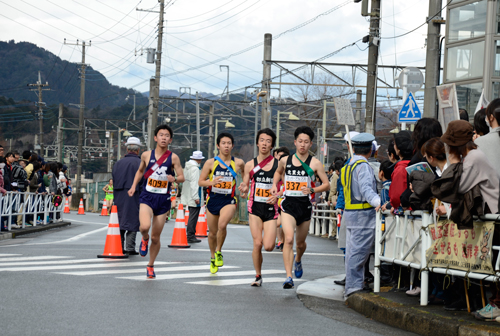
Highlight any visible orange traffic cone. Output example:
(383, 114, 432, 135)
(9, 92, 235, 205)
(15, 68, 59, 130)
(168, 205, 191, 248)
(77, 198, 85, 215)
(195, 206, 208, 238)
(184, 207, 190, 226)
(63, 198, 70, 214)
(100, 200, 108, 216)
(97, 205, 128, 259)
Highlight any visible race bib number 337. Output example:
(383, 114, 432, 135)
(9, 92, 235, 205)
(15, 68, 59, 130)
(284, 176, 308, 197)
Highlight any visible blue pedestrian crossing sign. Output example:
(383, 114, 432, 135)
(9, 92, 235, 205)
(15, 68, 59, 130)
(398, 92, 422, 123)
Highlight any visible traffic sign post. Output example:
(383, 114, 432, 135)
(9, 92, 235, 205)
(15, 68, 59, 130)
(398, 67, 424, 130)
(398, 92, 422, 123)
(333, 98, 355, 158)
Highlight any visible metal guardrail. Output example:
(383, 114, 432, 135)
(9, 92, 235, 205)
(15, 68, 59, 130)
(0, 191, 64, 231)
(310, 202, 338, 238)
(374, 210, 500, 306)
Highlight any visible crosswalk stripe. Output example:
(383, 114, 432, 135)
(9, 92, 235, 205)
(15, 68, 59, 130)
(0, 259, 177, 267)
(0, 254, 22, 257)
(0, 261, 172, 272)
(55, 265, 239, 276)
(175, 248, 344, 257)
(187, 277, 306, 286)
(0, 256, 72, 263)
(118, 269, 286, 281)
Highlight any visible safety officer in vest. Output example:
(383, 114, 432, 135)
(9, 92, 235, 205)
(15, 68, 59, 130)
(341, 133, 381, 299)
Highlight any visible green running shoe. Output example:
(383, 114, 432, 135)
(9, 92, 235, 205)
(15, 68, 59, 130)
(215, 251, 224, 267)
(210, 258, 218, 274)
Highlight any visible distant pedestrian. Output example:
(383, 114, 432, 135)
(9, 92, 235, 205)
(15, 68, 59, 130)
(112, 137, 143, 255)
(181, 150, 205, 244)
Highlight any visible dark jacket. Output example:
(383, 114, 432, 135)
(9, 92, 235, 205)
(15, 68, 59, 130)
(431, 162, 483, 229)
(3, 163, 12, 191)
(408, 170, 436, 212)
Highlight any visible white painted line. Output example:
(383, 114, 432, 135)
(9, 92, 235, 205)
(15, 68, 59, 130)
(118, 269, 286, 281)
(0, 260, 170, 272)
(66, 219, 108, 225)
(187, 277, 305, 286)
(56, 265, 238, 276)
(0, 254, 22, 257)
(169, 248, 343, 257)
(0, 256, 72, 263)
(0, 258, 168, 267)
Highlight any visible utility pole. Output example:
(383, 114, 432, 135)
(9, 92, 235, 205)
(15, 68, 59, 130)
(220, 65, 229, 100)
(147, 78, 155, 149)
(423, 0, 443, 118)
(147, 0, 165, 149)
(28, 71, 50, 154)
(364, 0, 381, 135)
(65, 39, 90, 199)
(196, 92, 201, 150)
(355, 89, 362, 132)
(261, 33, 272, 129)
(57, 103, 63, 162)
(208, 104, 214, 159)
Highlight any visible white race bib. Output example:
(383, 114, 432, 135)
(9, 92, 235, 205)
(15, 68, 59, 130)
(284, 175, 309, 197)
(254, 182, 272, 203)
(212, 176, 233, 195)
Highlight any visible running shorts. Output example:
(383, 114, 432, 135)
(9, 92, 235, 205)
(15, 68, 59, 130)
(139, 192, 171, 216)
(280, 198, 312, 225)
(249, 202, 278, 222)
(206, 196, 236, 216)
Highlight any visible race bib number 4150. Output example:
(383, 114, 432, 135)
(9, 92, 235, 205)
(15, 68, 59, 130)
(254, 183, 271, 203)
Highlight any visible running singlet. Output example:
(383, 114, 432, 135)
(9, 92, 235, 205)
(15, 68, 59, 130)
(248, 158, 278, 204)
(283, 155, 313, 201)
(143, 149, 173, 195)
(207, 157, 237, 199)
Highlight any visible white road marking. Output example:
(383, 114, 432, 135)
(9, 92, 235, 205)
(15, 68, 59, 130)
(0, 258, 163, 267)
(172, 248, 343, 257)
(0, 260, 171, 272)
(67, 219, 108, 225)
(0, 254, 22, 257)
(187, 277, 306, 286)
(0, 256, 72, 263)
(119, 269, 286, 281)
(56, 265, 238, 276)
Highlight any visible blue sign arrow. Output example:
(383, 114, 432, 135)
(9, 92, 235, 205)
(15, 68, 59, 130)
(398, 92, 422, 123)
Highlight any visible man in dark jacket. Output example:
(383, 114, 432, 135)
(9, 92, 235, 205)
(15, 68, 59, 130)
(112, 137, 143, 255)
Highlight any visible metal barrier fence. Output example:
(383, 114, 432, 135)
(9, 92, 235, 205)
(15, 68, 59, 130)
(0, 191, 64, 231)
(310, 202, 338, 237)
(374, 210, 500, 306)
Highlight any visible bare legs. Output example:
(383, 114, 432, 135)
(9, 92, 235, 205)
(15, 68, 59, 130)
(139, 203, 168, 266)
(249, 214, 277, 275)
(206, 204, 236, 259)
(281, 212, 310, 278)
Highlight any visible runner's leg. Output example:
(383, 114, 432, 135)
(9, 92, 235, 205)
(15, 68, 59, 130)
(249, 215, 264, 275)
(294, 220, 310, 263)
(206, 209, 219, 259)
(281, 212, 297, 278)
(216, 204, 236, 252)
(148, 212, 168, 266)
(263, 220, 277, 251)
(139, 204, 154, 240)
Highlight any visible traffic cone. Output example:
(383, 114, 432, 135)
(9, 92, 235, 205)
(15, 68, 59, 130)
(168, 205, 191, 248)
(97, 205, 128, 259)
(63, 198, 70, 214)
(195, 206, 208, 238)
(184, 207, 190, 226)
(100, 200, 108, 216)
(77, 198, 85, 215)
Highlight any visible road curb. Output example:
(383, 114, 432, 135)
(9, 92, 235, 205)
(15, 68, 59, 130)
(346, 292, 500, 336)
(9, 221, 72, 238)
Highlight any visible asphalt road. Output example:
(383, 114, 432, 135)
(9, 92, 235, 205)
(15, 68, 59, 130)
(0, 213, 411, 336)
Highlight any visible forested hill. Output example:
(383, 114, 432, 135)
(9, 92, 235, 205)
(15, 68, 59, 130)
(0, 40, 146, 108)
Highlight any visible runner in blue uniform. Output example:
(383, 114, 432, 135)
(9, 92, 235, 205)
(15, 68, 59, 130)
(198, 133, 245, 274)
(128, 125, 184, 278)
(271, 126, 330, 289)
(239, 128, 279, 286)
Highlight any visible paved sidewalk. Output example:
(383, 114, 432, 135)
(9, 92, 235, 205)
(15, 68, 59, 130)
(298, 274, 500, 336)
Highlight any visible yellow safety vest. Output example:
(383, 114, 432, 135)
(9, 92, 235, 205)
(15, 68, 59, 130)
(340, 159, 374, 211)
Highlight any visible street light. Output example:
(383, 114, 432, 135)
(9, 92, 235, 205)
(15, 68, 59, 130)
(276, 111, 301, 147)
(214, 118, 235, 156)
(126, 94, 136, 120)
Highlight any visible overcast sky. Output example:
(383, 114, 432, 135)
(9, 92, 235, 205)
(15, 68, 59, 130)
(0, 0, 436, 102)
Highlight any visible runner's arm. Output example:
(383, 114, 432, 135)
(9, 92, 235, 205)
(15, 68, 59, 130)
(128, 152, 148, 196)
(198, 159, 218, 187)
(271, 156, 286, 195)
(171, 153, 185, 183)
(238, 160, 253, 195)
(310, 158, 330, 193)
